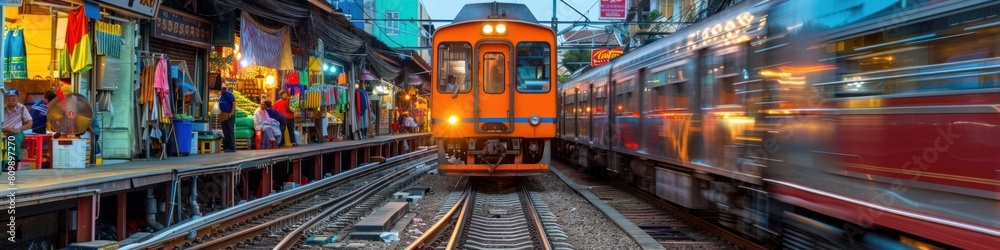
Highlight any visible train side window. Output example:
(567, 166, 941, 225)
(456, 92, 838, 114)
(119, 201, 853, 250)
(437, 43, 472, 94)
(673, 82, 689, 109)
(645, 70, 670, 111)
(483, 53, 505, 94)
(516, 42, 551, 93)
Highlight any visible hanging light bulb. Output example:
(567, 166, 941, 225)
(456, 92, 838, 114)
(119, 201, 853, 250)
(240, 59, 249, 67)
(323, 64, 330, 71)
(265, 75, 276, 88)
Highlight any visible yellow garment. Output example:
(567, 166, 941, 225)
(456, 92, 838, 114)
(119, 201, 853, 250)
(71, 35, 92, 73)
(279, 32, 293, 70)
(308, 56, 321, 72)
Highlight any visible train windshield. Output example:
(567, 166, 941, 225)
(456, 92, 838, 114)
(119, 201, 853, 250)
(437, 43, 472, 94)
(516, 42, 551, 92)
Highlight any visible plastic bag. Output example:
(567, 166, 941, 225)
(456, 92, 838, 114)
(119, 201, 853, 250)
(212, 102, 222, 115)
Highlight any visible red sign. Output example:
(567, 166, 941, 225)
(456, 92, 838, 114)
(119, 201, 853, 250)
(591, 48, 623, 67)
(600, 0, 628, 20)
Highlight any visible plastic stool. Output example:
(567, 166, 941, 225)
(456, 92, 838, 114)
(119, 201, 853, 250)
(199, 139, 220, 154)
(255, 131, 279, 149)
(22, 134, 52, 169)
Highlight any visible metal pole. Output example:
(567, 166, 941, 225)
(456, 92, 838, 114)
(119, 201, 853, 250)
(1, 6, 5, 131)
(552, 0, 558, 32)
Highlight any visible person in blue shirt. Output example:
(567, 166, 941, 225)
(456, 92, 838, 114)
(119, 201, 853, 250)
(29, 91, 56, 134)
(219, 87, 236, 152)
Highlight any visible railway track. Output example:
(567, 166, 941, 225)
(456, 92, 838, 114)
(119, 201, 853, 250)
(120, 149, 436, 250)
(552, 162, 765, 250)
(408, 180, 570, 250)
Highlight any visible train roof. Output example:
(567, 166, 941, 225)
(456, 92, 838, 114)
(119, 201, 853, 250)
(560, 0, 776, 91)
(453, 2, 538, 23)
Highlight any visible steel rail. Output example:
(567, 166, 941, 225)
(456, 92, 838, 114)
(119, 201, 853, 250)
(273, 156, 435, 249)
(522, 186, 553, 250)
(405, 185, 472, 250)
(445, 189, 475, 249)
(192, 170, 405, 249)
(124, 148, 435, 250)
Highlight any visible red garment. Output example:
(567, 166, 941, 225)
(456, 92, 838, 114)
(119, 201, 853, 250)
(285, 71, 299, 85)
(273, 99, 294, 118)
(66, 7, 88, 55)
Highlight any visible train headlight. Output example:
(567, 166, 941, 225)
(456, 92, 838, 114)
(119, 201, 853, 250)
(496, 24, 507, 34)
(482, 24, 494, 35)
(448, 115, 459, 125)
(529, 114, 541, 126)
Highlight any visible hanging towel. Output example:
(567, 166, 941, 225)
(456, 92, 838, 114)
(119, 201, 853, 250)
(67, 7, 93, 73)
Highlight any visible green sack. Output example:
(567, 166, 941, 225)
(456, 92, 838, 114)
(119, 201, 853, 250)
(235, 117, 254, 128)
(234, 129, 254, 139)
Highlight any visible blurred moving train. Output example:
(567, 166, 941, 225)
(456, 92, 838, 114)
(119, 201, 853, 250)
(431, 3, 557, 176)
(558, 0, 1000, 248)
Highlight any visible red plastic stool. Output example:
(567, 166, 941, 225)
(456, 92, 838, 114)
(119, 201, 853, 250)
(254, 130, 278, 149)
(22, 134, 52, 169)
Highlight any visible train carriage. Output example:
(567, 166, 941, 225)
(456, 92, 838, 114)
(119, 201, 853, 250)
(432, 3, 557, 176)
(557, 0, 1000, 249)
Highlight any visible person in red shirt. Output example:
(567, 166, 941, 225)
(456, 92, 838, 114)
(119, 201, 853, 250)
(272, 91, 297, 145)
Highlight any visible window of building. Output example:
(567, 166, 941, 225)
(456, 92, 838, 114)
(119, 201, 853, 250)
(516, 42, 551, 92)
(437, 43, 472, 93)
(386, 11, 399, 35)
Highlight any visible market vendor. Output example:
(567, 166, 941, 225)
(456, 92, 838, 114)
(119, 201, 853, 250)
(2, 89, 32, 171)
(272, 92, 297, 145)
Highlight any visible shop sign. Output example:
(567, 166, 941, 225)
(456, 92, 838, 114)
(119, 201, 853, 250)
(600, 0, 627, 20)
(0, 0, 21, 7)
(154, 7, 213, 49)
(591, 48, 623, 67)
(97, 0, 158, 17)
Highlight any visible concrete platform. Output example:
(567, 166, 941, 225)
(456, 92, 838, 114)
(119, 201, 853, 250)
(5, 133, 430, 204)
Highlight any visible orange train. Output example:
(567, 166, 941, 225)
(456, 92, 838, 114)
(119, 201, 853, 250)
(430, 2, 556, 176)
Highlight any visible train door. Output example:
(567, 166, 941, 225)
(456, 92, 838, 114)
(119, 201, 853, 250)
(474, 43, 513, 133)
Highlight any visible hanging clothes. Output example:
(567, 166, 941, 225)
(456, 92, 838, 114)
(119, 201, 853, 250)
(155, 56, 172, 118)
(67, 7, 93, 73)
(4, 27, 27, 79)
(300, 70, 309, 86)
(95, 21, 122, 58)
(240, 12, 292, 70)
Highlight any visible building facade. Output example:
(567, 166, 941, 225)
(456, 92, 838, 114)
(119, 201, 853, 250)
(328, 0, 368, 31)
(372, 0, 431, 59)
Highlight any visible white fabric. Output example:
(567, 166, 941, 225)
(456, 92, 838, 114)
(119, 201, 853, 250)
(253, 107, 281, 138)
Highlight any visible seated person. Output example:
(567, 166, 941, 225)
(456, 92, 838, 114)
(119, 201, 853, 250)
(445, 75, 458, 92)
(265, 105, 288, 146)
(29, 91, 56, 134)
(254, 101, 282, 147)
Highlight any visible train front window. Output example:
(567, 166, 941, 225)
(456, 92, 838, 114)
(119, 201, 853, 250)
(516, 42, 551, 92)
(437, 43, 472, 94)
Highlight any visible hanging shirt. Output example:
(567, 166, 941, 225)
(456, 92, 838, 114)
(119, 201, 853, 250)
(5, 28, 27, 79)
(67, 7, 92, 73)
(285, 71, 299, 85)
